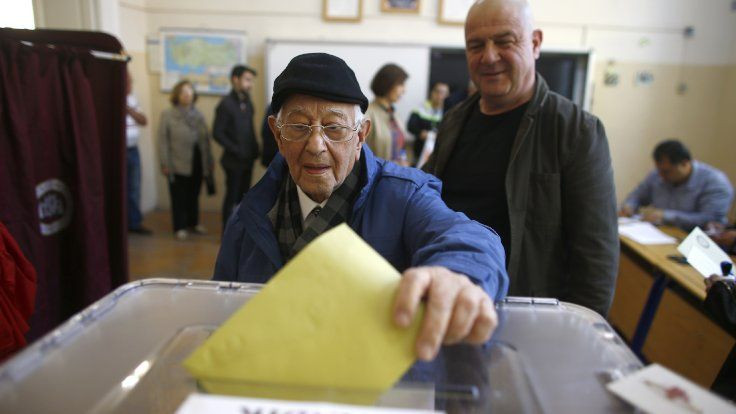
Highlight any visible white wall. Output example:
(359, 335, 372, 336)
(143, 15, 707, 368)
(37, 0, 736, 211)
(119, 1, 158, 212)
(136, 0, 736, 64)
(34, 0, 98, 30)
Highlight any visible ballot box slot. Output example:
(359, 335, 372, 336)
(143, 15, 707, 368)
(502, 296, 560, 307)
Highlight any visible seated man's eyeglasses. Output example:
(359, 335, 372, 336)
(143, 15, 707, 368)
(276, 122, 361, 143)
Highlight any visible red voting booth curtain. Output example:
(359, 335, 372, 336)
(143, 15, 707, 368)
(0, 29, 128, 341)
(0, 221, 37, 361)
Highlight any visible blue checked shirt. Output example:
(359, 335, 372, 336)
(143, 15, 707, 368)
(623, 160, 734, 230)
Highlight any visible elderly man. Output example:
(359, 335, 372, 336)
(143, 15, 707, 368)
(214, 53, 508, 361)
(620, 139, 733, 230)
(424, 0, 618, 316)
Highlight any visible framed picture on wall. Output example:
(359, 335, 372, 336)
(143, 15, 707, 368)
(323, 0, 363, 22)
(437, 0, 474, 25)
(381, 0, 420, 13)
(159, 28, 247, 95)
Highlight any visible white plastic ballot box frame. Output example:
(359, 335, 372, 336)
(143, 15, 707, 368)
(0, 279, 642, 413)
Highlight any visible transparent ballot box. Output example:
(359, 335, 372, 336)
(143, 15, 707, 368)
(0, 279, 642, 413)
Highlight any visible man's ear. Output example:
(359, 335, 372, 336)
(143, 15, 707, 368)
(355, 118, 370, 155)
(532, 29, 543, 59)
(358, 118, 371, 144)
(268, 115, 284, 152)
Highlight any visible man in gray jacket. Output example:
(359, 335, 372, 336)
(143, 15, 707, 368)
(424, 0, 618, 316)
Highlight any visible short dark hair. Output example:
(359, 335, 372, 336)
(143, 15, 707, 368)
(653, 139, 691, 164)
(231, 64, 257, 80)
(370, 64, 408, 97)
(169, 80, 198, 106)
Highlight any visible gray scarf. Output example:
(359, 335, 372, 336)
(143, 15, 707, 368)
(269, 160, 362, 263)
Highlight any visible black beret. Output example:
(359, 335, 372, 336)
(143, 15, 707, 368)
(271, 53, 369, 115)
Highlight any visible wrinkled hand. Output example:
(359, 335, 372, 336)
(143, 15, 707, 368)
(705, 274, 730, 292)
(640, 207, 664, 224)
(393, 266, 497, 361)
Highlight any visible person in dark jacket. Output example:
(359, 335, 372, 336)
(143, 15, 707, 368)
(423, 0, 619, 316)
(214, 53, 508, 362)
(704, 273, 736, 399)
(213, 65, 260, 230)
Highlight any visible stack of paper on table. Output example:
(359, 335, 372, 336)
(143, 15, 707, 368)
(618, 219, 677, 245)
(184, 223, 423, 401)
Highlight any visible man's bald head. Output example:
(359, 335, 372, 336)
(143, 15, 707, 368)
(464, 0, 542, 114)
(467, 0, 534, 35)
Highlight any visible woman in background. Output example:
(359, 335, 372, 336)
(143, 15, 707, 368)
(365, 64, 410, 166)
(158, 80, 214, 240)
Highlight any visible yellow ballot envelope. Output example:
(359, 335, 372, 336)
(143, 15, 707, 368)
(183, 223, 423, 400)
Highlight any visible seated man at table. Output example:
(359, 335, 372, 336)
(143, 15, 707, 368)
(620, 139, 733, 230)
(213, 53, 508, 362)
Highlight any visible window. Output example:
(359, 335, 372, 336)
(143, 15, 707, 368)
(0, 0, 35, 29)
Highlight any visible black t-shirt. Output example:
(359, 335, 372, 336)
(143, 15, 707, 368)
(441, 103, 528, 262)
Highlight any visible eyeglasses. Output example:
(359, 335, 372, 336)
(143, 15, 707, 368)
(275, 122, 360, 143)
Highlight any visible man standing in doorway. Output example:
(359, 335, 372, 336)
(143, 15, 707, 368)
(213, 65, 260, 230)
(424, 0, 619, 316)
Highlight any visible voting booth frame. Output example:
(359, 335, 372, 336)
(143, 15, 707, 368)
(0, 279, 642, 413)
(0, 28, 129, 342)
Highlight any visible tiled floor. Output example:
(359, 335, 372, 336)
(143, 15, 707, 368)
(127, 210, 223, 281)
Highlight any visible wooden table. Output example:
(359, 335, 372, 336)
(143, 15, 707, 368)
(609, 226, 735, 387)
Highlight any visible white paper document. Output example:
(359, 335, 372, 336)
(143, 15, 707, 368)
(176, 394, 442, 414)
(607, 364, 736, 414)
(677, 227, 733, 278)
(618, 221, 677, 245)
(686, 247, 723, 278)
